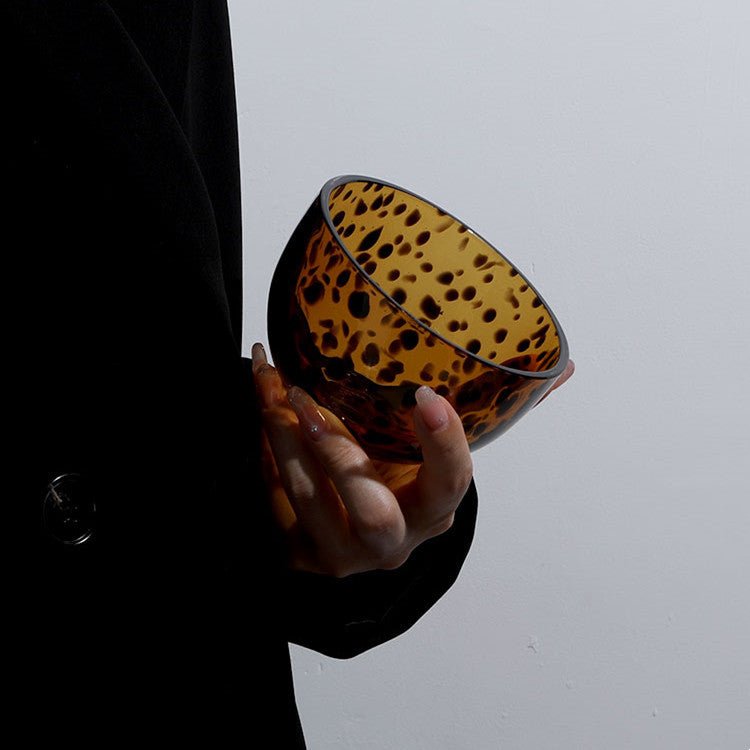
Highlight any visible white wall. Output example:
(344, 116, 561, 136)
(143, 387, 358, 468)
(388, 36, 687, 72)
(229, 1, 750, 747)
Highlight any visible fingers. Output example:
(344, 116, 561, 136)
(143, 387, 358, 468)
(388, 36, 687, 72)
(251, 344, 348, 549)
(286, 385, 408, 557)
(409, 386, 474, 534)
(251, 343, 407, 569)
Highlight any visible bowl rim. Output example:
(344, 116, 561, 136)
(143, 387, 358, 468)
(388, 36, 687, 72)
(319, 174, 569, 380)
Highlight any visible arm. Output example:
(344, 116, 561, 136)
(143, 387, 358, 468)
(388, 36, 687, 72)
(249, 342, 478, 658)
(282, 477, 477, 658)
(248, 345, 572, 659)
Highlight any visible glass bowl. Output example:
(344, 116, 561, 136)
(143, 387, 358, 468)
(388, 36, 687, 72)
(268, 175, 569, 463)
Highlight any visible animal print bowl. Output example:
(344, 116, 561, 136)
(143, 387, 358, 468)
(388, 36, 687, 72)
(267, 175, 569, 463)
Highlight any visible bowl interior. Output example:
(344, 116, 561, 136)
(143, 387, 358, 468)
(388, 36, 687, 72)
(326, 179, 563, 375)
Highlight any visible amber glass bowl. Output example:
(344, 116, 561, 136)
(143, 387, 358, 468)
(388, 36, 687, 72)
(268, 175, 569, 463)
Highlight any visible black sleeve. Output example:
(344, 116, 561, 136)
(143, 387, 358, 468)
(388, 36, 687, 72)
(239, 356, 480, 659)
(281, 476, 479, 659)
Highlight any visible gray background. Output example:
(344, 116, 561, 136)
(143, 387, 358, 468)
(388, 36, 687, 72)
(229, 1, 750, 747)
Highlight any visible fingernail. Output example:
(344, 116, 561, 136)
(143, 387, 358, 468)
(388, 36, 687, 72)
(415, 386, 449, 431)
(251, 342, 267, 371)
(287, 386, 328, 441)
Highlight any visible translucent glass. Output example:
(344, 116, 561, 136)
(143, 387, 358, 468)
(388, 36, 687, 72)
(269, 176, 569, 463)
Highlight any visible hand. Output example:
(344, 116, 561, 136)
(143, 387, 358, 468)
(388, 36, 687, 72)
(251, 342, 574, 577)
(251, 342, 473, 577)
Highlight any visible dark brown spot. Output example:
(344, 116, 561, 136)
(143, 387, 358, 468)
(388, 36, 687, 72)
(462, 286, 477, 301)
(377, 243, 394, 259)
(405, 208, 421, 226)
(320, 318, 334, 328)
(420, 295, 442, 320)
(448, 321, 460, 332)
(362, 343, 380, 366)
(336, 270, 351, 287)
(394, 234, 403, 244)
(495, 328, 508, 343)
(474, 254, 488, 267)
(378, 368, 396, 383)
(517, 339, 530, 352)
(392, 288, 407, 305)
(397, 242, 412, 256)
(364, 261, 377, 275)
(388, 269, 400, 281)
(509, 268, 519, 277)
(356, 252, 371, 263)
(393, 203, 407, 215)
(371, 195, 383, 210)
(343, 224, 355, 237)
(322, 332, 338, 351)
(532, 296, 542, 308)
(437, 272, 454, 285)
(466, 339, 481, 354)
(348, 291, 370, 319)
(438, 370, 450, 382)
(505, 289, 520, 308)
(483, 274, 494, 283)
(399, 330, 419, 350)
(483, 308, 497, 322)
(358, 227, 383, 252)
(332, 211, 346, 226)
(342, 321, 350, 337)
(416, 231, 431, 246)
(445, 289, 459, 301)
(420, 262, 433, 272)
(332, 288, 340, 303)
(302, 280, 324, 305)
(354, 199, 367, 215)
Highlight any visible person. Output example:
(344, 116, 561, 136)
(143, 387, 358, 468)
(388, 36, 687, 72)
(15, 1, 573, 745)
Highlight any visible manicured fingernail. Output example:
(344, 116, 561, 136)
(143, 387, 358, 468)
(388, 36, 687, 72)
(287, 386, 328, 441)
(251, 342, 267, 371)
(415, 386, 449, 431)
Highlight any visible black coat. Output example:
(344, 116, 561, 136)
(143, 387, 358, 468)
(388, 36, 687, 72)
(14, 1, 478, 745)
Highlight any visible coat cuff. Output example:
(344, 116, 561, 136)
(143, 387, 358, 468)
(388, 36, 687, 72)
(281, 476, 479, 658)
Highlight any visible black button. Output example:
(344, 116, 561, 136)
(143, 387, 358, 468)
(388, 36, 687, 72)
(42, 473, 96, 545)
